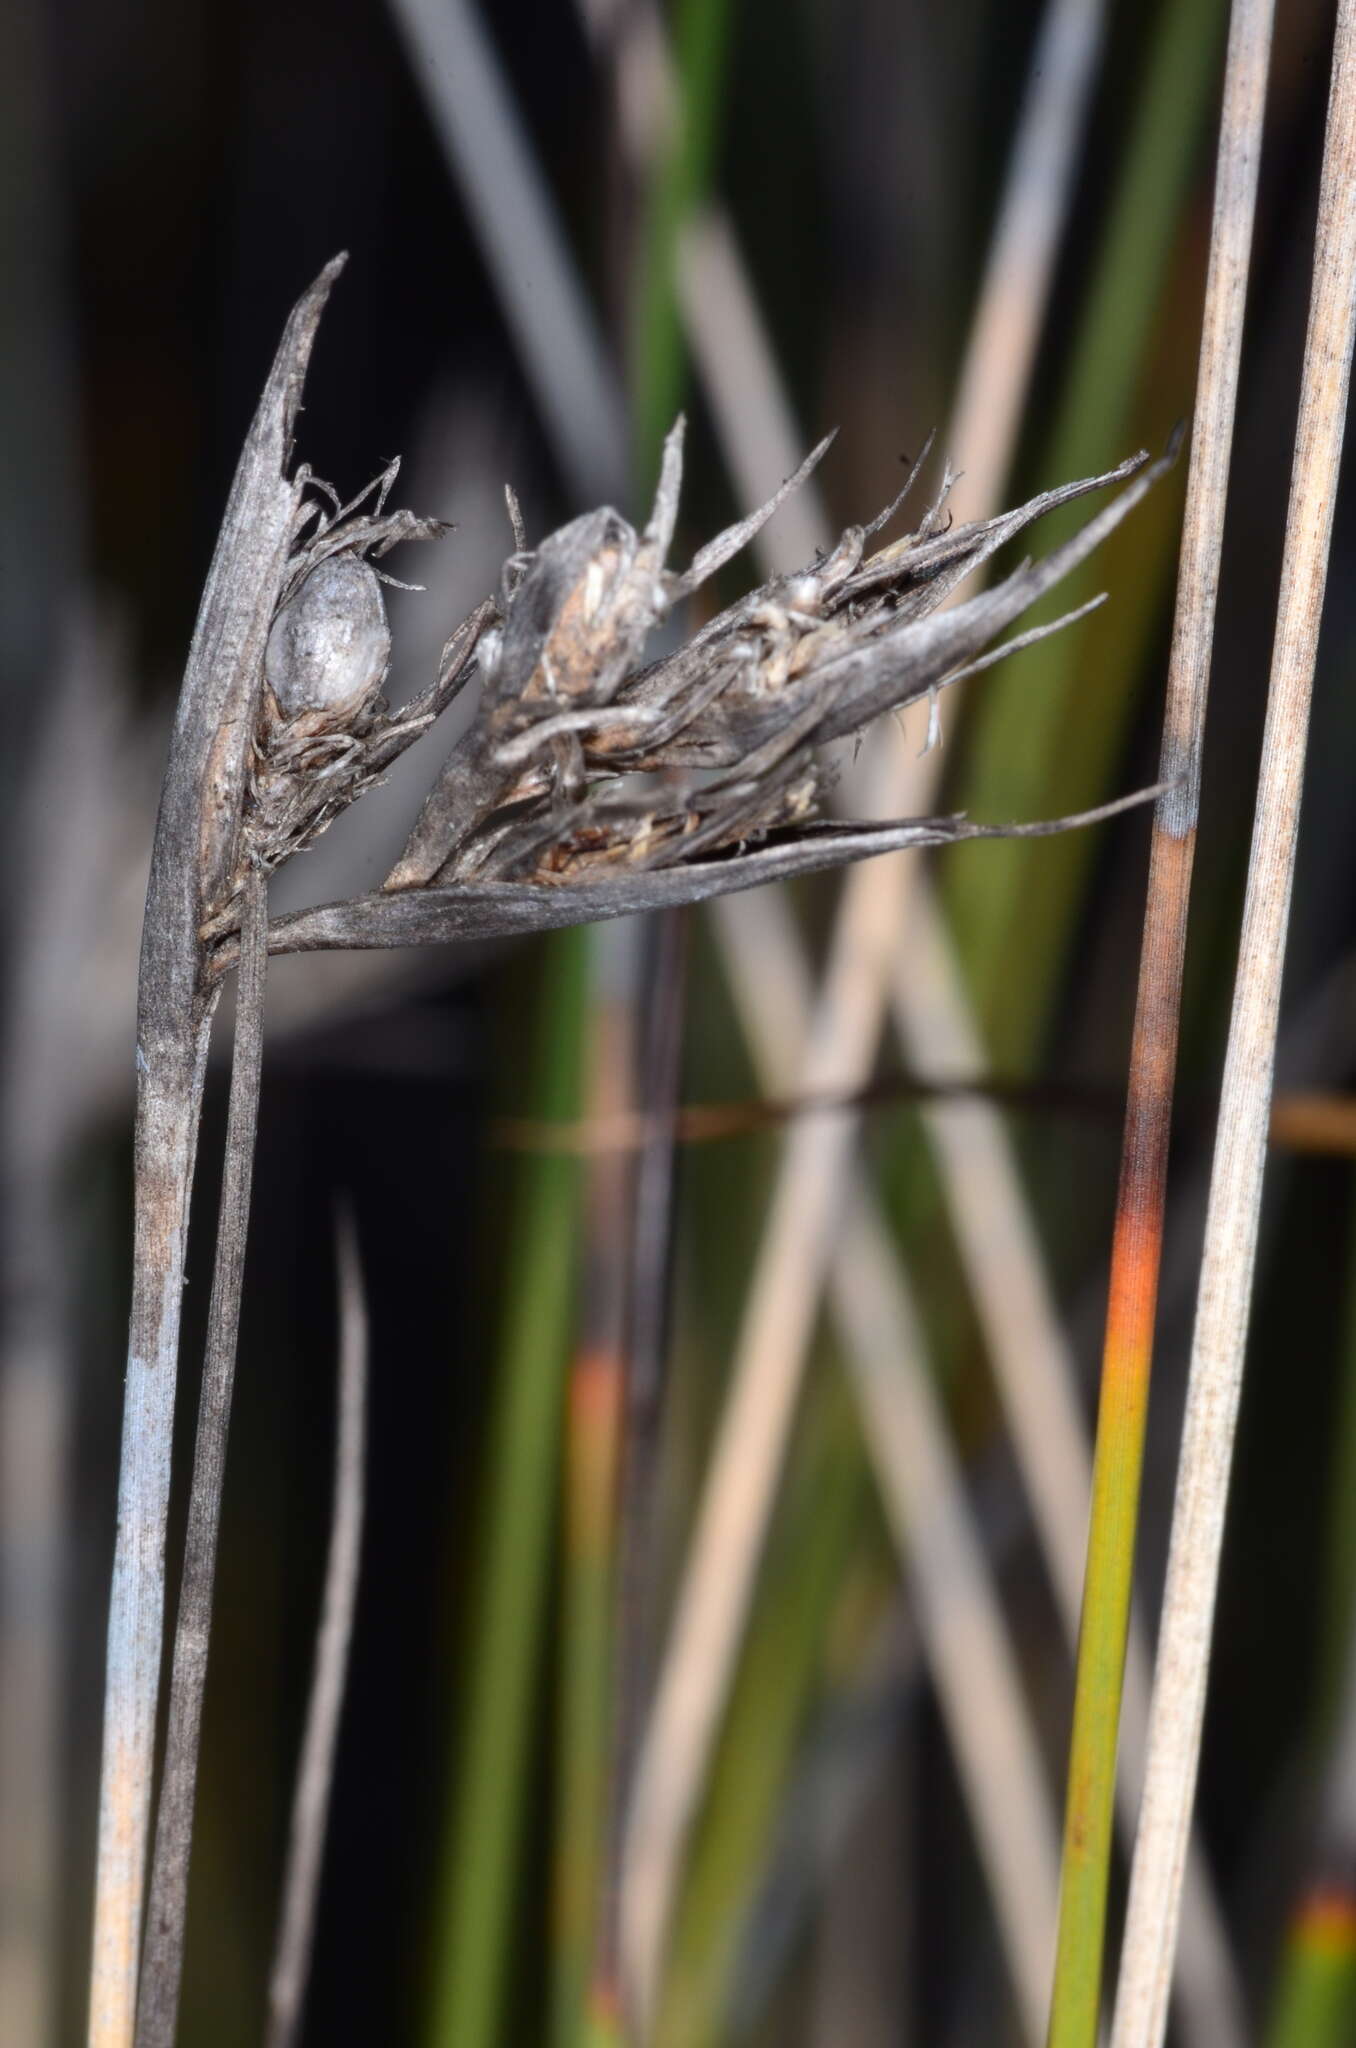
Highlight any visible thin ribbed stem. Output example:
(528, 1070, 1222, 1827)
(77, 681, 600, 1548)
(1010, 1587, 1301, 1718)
(1111, 8, 1356, 2041)
(1045, 5, 1275, 2042)
(265, 1208, 368, 2048)
(135, 872, 268, 2048)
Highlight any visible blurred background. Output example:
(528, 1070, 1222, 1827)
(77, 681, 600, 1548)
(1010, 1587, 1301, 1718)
(3, 0, 1356, 2042)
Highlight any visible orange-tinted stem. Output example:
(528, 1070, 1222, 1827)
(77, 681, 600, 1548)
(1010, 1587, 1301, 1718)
(1046, 4, 1275, 2041)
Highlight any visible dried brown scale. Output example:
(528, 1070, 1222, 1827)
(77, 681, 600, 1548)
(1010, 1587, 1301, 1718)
(384, 422, 841, 886)
(574, 452, 1149, 792)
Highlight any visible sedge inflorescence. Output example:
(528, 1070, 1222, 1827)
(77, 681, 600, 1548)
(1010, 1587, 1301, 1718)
(202, 414, 1167, 956)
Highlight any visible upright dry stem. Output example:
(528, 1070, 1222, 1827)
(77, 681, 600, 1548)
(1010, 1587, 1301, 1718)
(1111, 7, 1356, 2042)
(136, 872, 268, 2048)
(385, 0, 627, 504)
(618, 740, 936, 2027)
(265, 1207, 369, 2048)
(89, 262, 341, 2048)
(1047, 4, 1275, 2042)
(551, 922, 638, 2047)
(88, 1010, 214, 2048)
(593, 911, 687, 2024)
(715, 885, 1062, 2045)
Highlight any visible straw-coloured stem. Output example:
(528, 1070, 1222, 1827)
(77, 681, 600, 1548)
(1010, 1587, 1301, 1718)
(1111, 7, 1356, 2042)
(265, 1207, 368, 2048)
(946, 0, 1230, 1062)
(1046, 4, 1275, 2042)
(714, 885, 1062, 2043)
(386, 0, 627, 504)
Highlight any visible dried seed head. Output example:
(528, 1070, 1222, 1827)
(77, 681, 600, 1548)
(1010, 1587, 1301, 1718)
(380, 427, 1169, 894)
(265, 554, 391, 717)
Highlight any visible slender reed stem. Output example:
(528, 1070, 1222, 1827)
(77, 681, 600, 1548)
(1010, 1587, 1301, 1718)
(592, 911, 687, 2027)
(712, 884, 1061, 2043)
(88, 1008, 214, 2048)
(619, 739, 912, 2031)
(949, 0, 1230, 1064)
(385, 0, 626, 505)
(945, 0, 1107, 515)
(551, 924, 639, 2048)
(1111, 8, 1356, 2042)
(88, 264, 338, 2048)
(1045, 6, 1275, 2044)
(265, 1206, 369, 2048)
(629, 0, 733, 486)
(657, 1376, 872, 2046)
(426, 930, 586, 2048)
(135, 870, 268, 2048)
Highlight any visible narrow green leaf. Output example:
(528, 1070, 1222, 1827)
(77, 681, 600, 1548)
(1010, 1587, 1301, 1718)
(426, 930, 588, 2048)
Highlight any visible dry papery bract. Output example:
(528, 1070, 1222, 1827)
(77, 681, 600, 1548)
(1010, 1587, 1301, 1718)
(204, 413, 1175, 970)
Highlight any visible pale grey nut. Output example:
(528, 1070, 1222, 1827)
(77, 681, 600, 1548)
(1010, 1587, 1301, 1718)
(266, 553, 391, 716)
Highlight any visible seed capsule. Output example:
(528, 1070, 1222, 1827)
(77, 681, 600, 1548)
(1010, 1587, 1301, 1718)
(265, 553, 391, 717)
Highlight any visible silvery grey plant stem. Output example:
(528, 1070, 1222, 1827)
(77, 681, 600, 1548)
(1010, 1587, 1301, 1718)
(1047, 0, 1273, 2037)
(135, 872, 267, 2048)
(265, 1207, 368, 2048)
(89, 262, 344, 2048)
(1111, 5, 1356, 2043)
